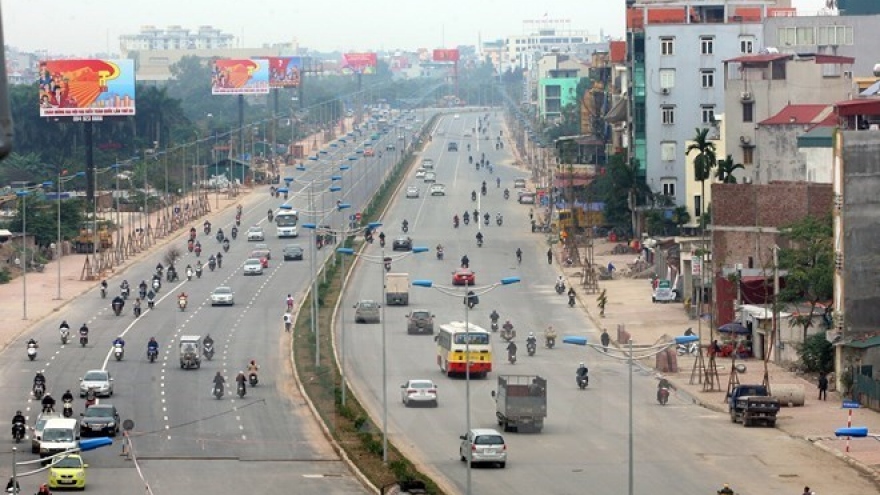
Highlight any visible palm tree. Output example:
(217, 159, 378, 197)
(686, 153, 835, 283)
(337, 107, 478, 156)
(607, 155, 652, 237)
(715, 154, 745, 184)
(686, 128, 717, 230)
(672, 206, 691, 234)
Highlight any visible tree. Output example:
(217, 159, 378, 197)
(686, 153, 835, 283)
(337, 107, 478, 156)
(597, 153, 652, 236)
(686, 128, 717, 231)
(5, 197, 85, 247)
(672, 206, 691, 233)
(715, 154, 744, 184)
(797, 332, 834, 373)
(778, 214, 834, 342)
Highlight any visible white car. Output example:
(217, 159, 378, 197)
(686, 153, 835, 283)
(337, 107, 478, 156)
(79, 370, 113, 397)
(401, 379, 438, 407)
(454, 114, 460, 119)
(243, 258, 263, 275)
(429, 184, 446, 196)
(415, 168, 427, 179)
(406, 186, 420, 198)
(421, 159, 434, 170)
(210, 286, 234, 306)
(247, 226, 265, 241)
(460, 428, 507, 468)
(423, 172, 436, 183)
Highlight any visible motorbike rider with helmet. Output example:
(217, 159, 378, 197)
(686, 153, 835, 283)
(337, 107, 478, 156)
(34, 370, 46, 389)
(61, 390, 74, 404)
(526, 332, 537, 348)
(236, 371, 247, 395)
(12, 410, 25, 428)
(113, 336, 126, 348)
(476, 231, 484, 246)
(247, 360, 260, 380)
(576, 362, 589, 384)
(41, 392, 56, 413)
(147, 337, 159, 357)
(213, 372, 225, 395)
(79, 323, 89, 339)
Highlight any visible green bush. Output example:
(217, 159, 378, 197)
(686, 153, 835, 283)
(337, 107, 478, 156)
(797, 332, 833, 373)
(0, 267, 11, 284)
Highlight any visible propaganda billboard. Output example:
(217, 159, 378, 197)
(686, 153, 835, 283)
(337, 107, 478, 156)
(38, 59, 136, 118)
(211, 59, 270, 95)
(340, 53, 377, 75)
(265, 56, 303, 88)
(432, 49, 460, 62)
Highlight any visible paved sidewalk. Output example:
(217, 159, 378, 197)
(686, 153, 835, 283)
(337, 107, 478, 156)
(554, 238, 880, 486)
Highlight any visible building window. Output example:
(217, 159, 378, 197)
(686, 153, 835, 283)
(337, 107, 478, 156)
(662, 181, 676, 198)
(659, 68, 676, 89)
(700, 36, 714, 55)
(739, 36, 755, 54)
(661, 141, 677, 161)
(743, 146, 754, 165)
(700, 69, 715, 88)
(660, 37, 675, 56)
(661, 106, 675, 125)
(701, 105, 716, 124)
(817, 25, 853, 46)
(797, 27, 816, 45)
(742, 102, 754, 123)
(694, 195, 703, 218)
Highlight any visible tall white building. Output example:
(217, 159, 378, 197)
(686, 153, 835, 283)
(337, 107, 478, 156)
(120, 25, 235, 53)
(505, 19, 600, 70)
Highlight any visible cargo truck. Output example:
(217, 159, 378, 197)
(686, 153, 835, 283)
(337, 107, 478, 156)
(385, 273, 410, 305)
(491, 375, 547, 433)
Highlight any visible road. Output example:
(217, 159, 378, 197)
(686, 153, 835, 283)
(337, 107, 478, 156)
(0, 110, 433, 494)
(339, 111, 878, 495)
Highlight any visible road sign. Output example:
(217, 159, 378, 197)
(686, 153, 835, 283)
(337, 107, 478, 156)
(842, 400, 861, 409)
(356, 212, 362, 220)
(349, 214, 355, 221)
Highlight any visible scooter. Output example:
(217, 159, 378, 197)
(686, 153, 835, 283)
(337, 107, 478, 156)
(33, 383, 45, 400)
(27, 344, 37, 361)
(147, 296, 155, 310)
(249, 373, 259, 387)
(152, 279, 161, 292)
(112, 302, 124, 316)
(12, 421, 25, 443)
(436, 249, 444, 260)
(490, 321, 498, 332)
(402, 224, 409, 233)
(568, 294, 576, 307)
(195, 267, 203, 279)
(657, 387, 670, 405)
(496, 216, 503, 226)
(231, 228, 238, 239)
(237, 381, 247, 398)
(79, 334, 88, 347)
(178, 297, 187, 312)
(526, 340, 537, 356)
(147, 347, 158, 363)
(577, 373, 589, 389)
(508, 350, 517, 365)
(213, 383, 224, 399)
(222, 241, 230, 253)
(203, 343, 215, 361)
(60, 329, 69, 345)
(208, 260, 216, 271)
(187, 268, 193, 281)
(121, 287, 130, 300)
(555, 282, 565, 295)
(545, 335, 556, 349)
(62, 399, 73, 418)
(114, 343, 124, 361)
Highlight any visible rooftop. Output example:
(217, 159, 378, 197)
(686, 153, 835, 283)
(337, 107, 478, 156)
(759, 104, 836, 127)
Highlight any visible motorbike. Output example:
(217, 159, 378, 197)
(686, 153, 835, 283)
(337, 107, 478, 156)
(112, 301, 124, 316)
(379, 237, 385, 248)
(237, 381, 247, 398)
(33, 383, 45, 400)
(471, 191, 477, 202)
(12, 421, 25, 443)
(114, 344, 124, 361)
(504, 190, 509, 200)
(178, 297, 187, 312)
(577, 373, 589, 389)
(195, 267, 203, 279)
(453, 218, 459, 228)
(100, 286, 106, 298)
(79, 334, 88, 347)
(139, 288, 147, 300)
(187, 268, 194, 281)
(188, 240, 194, 253)
(231, 228, 238, 240)
(133, 305, 141, 318)
(384, 258, 392, 272)
(463, 216, 470, 225)
(508, 349, 517, 365)
(500, 326, 516, 342)
(545, 335, 556, 349)
(216, 231, 224, 243)
(555, 282, 565, 295)
(152, 279, 161, 292)
(677, 342, 698, 356)
(60, 329, 69, 345)
(483, 215, 490, 226)
(568, 294, 576, 307)
(436, 249, 444, 260)
(208, 260, 216, 271)
(526, 339, 537, 356)
(62, 399, 73, 418)
(222, 240, 230, 253)
(147, 296, 155, 310)
(147, 347, 158, 363)
(249, 373, 259, 387)
(490, 321, 498, 332)
(657, 387, 670, 405)
(121, 286, 130, 299)
(195, 246, 202, 257)
(477, 237, 483, 248)
(402, 223, 409, 233)
(204, 224, 211, 235)
(268, 211, 274, 222)
(204, 343, 215, 361)
(27, 344, 37, 361)
(167, 269, 179, 282)
(496, 215, 503, 226)
(213, 383, 224, 399)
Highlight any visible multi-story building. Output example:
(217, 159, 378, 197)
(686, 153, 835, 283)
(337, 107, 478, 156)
(753, 103, 837, 183)
(504, 19, 600, 70)
(536, 53, 586, 121)
(120, 25, 235, 52)
(628, 0, 793, 220)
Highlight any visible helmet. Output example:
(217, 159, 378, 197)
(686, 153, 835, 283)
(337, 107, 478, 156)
(16, 410, 21, 415)
(579, 362, 585, 367)
(250, 360, 256, 365)
(529, 332, 535, 338)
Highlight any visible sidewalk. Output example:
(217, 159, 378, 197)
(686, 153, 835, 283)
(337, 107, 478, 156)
(556, 238, 880, 486)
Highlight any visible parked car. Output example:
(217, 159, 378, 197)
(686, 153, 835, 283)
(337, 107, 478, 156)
(243, 258, 264, 275)
(393, 236, 413, 251)
(429, 184, 446, 196)
(79, 370, 113, 397)
(406, 186, 420, 198)
(401, 379, 438, 407)
(459, 428, 506, 468)
(406, 310, 434, 334)
(283, 244, 304, 261)
(354, 300, 380, 323)
(210, 286, 235, 306)
(452, 269, 476, 286)
(79, 404, 120, 436)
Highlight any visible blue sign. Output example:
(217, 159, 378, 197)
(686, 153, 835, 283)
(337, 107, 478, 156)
(842, 400, 861, 409)
(349, 214, 356, 221)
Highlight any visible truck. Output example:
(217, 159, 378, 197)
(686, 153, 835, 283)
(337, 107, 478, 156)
(385, 273, 409, 306)
(491, 375, 547, 433)
(728, 384, 780, 427)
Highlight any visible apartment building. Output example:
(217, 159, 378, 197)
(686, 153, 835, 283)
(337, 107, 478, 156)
(120, 25, 235, 53)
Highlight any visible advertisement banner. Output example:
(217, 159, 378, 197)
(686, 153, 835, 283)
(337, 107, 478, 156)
(38, 59, 136, 118)
(432, 49, 460, 62)
(265, 57, 303, 88)
(341, 53, 377, 75)
(211, 59, 270, 95)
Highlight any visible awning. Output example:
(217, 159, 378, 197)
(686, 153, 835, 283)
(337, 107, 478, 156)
(604, 98, 627, 123)
(843, 335, 880, 349)
(0, 229, 12, 237)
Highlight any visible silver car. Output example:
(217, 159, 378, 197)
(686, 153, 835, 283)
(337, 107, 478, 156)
(243, 258, 263, 275)
(79, 370, 113, 397)
(354, 300, 380, 323)
(406, 186, 420, 198)
(400, 379, 438, 407)
(459, 428, 507, 468)
(210, 286, 234, 306)
(247, 226, 265, 241)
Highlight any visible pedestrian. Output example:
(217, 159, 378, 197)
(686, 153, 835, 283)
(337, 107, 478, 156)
(802, 487, 814, 495)
(283, 312, 292, 332)
(600, 329, 611, 352)
(818, 373, 828, 401)
(547, 248, 553, 265)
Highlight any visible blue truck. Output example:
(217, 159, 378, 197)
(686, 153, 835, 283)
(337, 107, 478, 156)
(728, 384, 780, 427)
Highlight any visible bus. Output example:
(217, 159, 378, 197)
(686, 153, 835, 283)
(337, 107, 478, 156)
(275, 210, 299, 238)
(435, 321, 492, 378)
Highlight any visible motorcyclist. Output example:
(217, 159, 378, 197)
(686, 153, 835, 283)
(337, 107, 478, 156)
(471, 190, 477, 201)
(195, 260, 203, 276)
(545, 325, 557, 347)
(576, 362, 589, 381)
(186, 264, 194, 279)
(483, 212, 490, 224)
(100, 279, 108, 296)
(213, 372, 225, 394)
(463, 211, 470, 224)
(473, 208, 479, 220)
(504, 188, 510, 199)
(216, 227, 224, 242)
(167, 264, 178, 281)
(453, 215, 459, 227)
(133, 298, 142, 316)
(496, 177, 501, 188)
(120, 279, 130, 292)
(112, 294, 125, 313)
(236, 371, 247, 394)
(208, 254, 217, 269)
(146, 290, 156, 307)
(476, 231, 484, 245)
(36, 483, 52, 495)
(461, 255, 470, 268)
(113, 336, 125, 348)
(12, 410, 25, 426)
(401, 219, 409, 231)
(62, 390, 74, 403)
(41, 393, 56, 413)
(79, 323, 89, 338)
(496, 212, 503, 224)
(526, 332, 537, 348)
(555, 276, 565, 292)
(147, 337, 159, 356)
(717, 484, 734, 495)
(515, 248, 522, 263)
(203, 334, 214, 348)
(34, 371, 46, 390)
(506, 341, 517, 360)
(465, 290, 478, 308)
(247, 360, 260, 379)
(568, 287, 576, 305)
(27, 337, 38, 348)
(658, 377, 671, 391)
(502, 320, 514, 333)
(231, 225, 239, 238)
(436, 244, 443, 257)
(490, 310, 500, 323)
(204, 220, 212, 232)
(267, 209, 274, 221)
(222, 238, 230, 251)
(178, 292, 188, 307)
(138, 280, 148, 297)
(216, 252, 223, 268)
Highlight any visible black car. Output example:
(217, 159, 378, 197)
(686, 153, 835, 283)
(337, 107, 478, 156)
(283, 244, 304, 261)
(80, 404, 120, 437)
(392, 236, 413, 251)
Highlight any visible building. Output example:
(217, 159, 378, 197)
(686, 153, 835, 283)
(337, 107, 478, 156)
(120, 25, 235, 52)
(126, 46, 297, 83)
(504, 19, 600, 70)
(723, 52, 855, 180)
(536, 53, 586, 121)
(753, 104, 837, 183)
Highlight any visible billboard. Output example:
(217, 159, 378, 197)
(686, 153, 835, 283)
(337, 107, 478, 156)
(265, 57, 303, 88)
(38, 59, 136, 118)
(340, 53, 377, 75)
(211, 59, 270, 95)
(433, 49, 460, 62)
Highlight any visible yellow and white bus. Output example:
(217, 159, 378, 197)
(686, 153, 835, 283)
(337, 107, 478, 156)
(435, 321, 492, 378)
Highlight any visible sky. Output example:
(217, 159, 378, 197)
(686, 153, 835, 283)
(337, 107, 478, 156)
(2, 0, 830, 56)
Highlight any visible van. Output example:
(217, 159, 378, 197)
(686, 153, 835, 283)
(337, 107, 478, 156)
(32, 412, 61, 453)
(40, 418, 80, 459)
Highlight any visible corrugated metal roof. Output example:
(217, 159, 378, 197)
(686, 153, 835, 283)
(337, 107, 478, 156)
(724, 53, 792, 64)
(758, 104, 835, 126)
(844, 335, 880, 349)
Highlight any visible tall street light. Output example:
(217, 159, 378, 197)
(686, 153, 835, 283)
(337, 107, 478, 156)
(564, 333, 699, 495)
(54, 170, 85, 299)
(338, 244, 428, 464)
(412, 276, 521, 495)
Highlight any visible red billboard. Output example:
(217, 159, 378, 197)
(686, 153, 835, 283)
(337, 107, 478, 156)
(38, 59, 136, 118)
(433, 49, 460, 62)
(264, 57, 303, 88)
(341, 53, 377, 75)
(211, 59, 270, 95)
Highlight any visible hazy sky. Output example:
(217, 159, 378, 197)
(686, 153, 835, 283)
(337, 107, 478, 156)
(2, 0, 830, 56)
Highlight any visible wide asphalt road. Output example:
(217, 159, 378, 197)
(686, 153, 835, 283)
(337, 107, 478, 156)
(339, 111, 877, 494)
(0, 110, 433, 494)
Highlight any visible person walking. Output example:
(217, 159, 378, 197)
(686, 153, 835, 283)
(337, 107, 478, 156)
(547, 248, 553, 265)
(600, 329, 611, 353)
(283, 312, 292, 333)
(818, 373, 828, 401)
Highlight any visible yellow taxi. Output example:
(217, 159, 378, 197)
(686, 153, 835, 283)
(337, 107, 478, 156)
(48, 454, 87, 489)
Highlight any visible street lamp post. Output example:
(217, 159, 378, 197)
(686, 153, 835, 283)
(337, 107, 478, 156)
(16, 190, 30, 320)
(412, 276, 521, 495)
(338, 245, 428, 464)
(54, 171, 85, 299)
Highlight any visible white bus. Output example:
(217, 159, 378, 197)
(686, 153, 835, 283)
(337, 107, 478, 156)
(275, 210, 299, 238)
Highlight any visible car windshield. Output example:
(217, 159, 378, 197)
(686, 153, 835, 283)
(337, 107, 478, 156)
(454, 333, 489, 345)
(246, 259, 260, 265)
(360, 302, 377, 309)
(83, 371, 107, 381)
(214, 287, 232, 294)
(474, 435, 504, 445)
(54, 456, 82, 469)
(412, 312, 430, 319)
(410, 381, 433, 389)
(84, 406, 114, 418)
(249, 227, 261, 232)
(43, 429, 74, 442)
